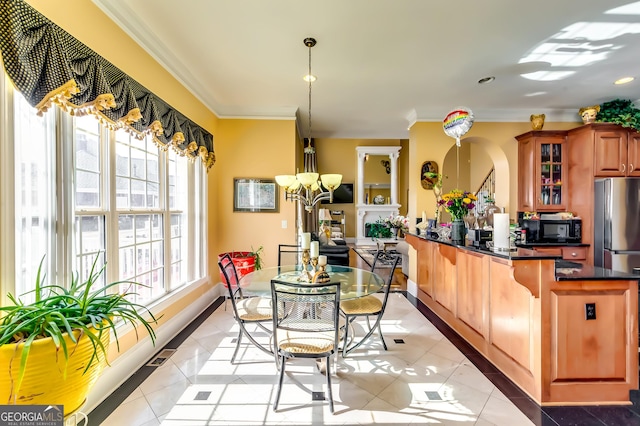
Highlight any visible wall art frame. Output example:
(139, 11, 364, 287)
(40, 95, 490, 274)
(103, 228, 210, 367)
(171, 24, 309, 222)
(421, 161, 439, 190)
(233, 178, 279, 212)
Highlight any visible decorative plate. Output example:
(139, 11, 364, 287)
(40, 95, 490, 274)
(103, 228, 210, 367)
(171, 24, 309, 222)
(373, 195, 385, 205)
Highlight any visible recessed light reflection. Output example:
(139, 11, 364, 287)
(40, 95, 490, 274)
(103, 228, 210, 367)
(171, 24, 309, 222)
(614, 76, 634, 85)
(303, 74, 316, 82)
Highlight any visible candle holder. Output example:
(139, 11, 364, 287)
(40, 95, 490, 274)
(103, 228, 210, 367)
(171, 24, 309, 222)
(313, 263, 331, 283)
(310, 256, 318, 273)
(300, 249, 312, 281)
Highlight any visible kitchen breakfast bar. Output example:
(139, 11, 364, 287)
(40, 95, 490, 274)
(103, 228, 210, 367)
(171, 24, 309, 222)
(405, 233, 639, 406)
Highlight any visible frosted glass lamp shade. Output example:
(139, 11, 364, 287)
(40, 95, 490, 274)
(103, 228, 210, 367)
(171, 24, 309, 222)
(296, 172, 319, 187)
(310, 181, 320, 191)
(320, 174, 342, 189)
(275, 175, 296, 188)
(288, 179, 301, 192)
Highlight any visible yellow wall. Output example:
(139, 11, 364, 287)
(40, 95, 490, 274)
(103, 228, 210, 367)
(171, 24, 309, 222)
(408, 120, 579, 225)
(315, 138, 406, 236)
(213, 119, 298, 267)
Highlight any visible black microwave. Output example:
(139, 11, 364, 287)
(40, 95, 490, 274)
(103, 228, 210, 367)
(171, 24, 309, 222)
(521, 219, 582, 243)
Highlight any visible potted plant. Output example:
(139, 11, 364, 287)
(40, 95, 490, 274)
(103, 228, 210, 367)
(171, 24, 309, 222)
(218, 245, 264, 284)
(0, 255, 160, 414)
(595, 99, 640, 132)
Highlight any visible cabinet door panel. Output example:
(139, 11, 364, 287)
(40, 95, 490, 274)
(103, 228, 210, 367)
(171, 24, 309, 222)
(594, 131, 627, 176)
(536, 137, 566, 211)
(518, 137, 535, 211)
(628, 132, 640, 177)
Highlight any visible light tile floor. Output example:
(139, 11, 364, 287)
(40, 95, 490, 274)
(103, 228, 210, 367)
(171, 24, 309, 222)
(101, 294, 533, 425)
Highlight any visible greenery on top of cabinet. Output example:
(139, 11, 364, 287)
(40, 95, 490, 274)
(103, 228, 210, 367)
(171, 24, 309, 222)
(596, 99, 640, 133)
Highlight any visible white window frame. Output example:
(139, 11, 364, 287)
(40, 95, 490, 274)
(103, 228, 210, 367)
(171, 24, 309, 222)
(0, 75, 208, 309)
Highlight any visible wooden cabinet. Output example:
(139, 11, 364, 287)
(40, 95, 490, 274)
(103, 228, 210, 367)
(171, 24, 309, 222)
(531, 246, 587, 262)
(516, 131, 567, 212)
(594, 129, 640, 177)
(405, 234, 639, 405)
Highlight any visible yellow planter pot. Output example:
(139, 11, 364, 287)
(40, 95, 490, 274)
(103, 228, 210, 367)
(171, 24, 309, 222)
(0, 327, 110, 414)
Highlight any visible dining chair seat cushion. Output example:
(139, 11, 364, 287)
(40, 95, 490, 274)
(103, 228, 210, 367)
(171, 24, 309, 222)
(276, 329, 335, 354)
(236, 297, 272, 321)
(340, 295, 382, 315)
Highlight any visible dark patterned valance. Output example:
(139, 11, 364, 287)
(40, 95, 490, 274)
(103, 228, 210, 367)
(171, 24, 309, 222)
(0, 0, 215, 170)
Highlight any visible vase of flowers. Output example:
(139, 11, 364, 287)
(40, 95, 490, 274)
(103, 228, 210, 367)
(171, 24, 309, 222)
(438, 189, 477, 244)
(383, 214, 409, 239)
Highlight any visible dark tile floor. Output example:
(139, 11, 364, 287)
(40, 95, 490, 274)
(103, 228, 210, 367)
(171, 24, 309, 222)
(406, 293, 640, 426)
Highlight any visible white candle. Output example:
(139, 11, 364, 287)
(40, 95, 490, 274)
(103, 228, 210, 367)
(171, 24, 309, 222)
(493, 213, 510, 250)
(318, 255, 327, 266)
(301, 232, 311, 249)
(421, 210, 427, 223)
(310, 241, 319, 258)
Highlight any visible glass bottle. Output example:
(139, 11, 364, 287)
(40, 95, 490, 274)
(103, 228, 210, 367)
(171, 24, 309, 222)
(484, 201, 501, 228)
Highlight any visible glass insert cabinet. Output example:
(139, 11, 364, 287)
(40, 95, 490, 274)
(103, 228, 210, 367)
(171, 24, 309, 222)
(516, 131, 567, 212)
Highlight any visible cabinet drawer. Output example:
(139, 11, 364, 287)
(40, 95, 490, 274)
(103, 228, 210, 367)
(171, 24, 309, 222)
(561, 246, 587, 260)
(533, 247, 562, 256)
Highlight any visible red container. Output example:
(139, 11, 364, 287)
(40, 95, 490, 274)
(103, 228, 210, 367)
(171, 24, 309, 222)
(218, 251, 256, 286)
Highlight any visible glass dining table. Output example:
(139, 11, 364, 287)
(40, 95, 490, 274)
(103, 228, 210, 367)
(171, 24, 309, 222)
(239, 265, 384, 300)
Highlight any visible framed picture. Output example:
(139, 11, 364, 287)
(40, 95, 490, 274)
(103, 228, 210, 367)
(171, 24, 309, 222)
(420, 161, 439, 190)
(233, 178, 279, 212)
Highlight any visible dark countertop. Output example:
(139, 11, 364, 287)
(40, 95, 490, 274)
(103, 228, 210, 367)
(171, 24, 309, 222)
(516, 242, 589, 248)
(407, 233, 560, 261)
(554, 263, 640, 281)
(407, 233, 640, 282)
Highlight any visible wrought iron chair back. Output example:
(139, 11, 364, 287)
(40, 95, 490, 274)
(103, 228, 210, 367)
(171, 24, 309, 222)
(218, 253, 273, 363)
(269, 279, 341, 413)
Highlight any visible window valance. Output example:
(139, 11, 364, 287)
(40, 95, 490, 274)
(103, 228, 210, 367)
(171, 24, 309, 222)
(0, 0, 215, 170)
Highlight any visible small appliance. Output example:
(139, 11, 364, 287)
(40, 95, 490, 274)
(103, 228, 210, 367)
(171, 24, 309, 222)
(469, 229, 493, 248)
(520, 217, 582, 243)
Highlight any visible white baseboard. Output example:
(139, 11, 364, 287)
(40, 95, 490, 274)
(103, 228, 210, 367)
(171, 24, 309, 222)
(84, 283, 221, 414)
(406, 278, 417, 297)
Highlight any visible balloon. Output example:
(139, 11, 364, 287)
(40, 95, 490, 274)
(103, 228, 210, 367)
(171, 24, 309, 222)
(443, 107, 474, 147)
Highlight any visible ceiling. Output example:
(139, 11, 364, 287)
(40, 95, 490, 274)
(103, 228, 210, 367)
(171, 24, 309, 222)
(94, 0, 640, 139)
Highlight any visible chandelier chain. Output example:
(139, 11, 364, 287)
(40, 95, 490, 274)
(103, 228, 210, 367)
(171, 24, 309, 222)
(307, 40, 313, 144)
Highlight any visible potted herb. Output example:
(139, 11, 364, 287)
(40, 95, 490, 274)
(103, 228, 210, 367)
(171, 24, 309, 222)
(595, 99, 640, 132)
(0, 255, 160, 413)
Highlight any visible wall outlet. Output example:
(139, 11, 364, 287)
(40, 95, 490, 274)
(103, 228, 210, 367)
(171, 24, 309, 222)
(585, 303, 596, 320)
(281, 220, 287, 229)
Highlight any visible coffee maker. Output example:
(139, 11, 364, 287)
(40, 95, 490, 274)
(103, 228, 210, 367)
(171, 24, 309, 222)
(469, 229, 493, 249)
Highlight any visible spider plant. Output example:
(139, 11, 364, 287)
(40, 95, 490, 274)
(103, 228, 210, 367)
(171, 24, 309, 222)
(0, 255, 160, 397)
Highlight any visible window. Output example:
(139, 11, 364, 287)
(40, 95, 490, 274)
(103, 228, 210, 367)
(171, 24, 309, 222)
(11, 91, 56, 302)
(3, 86, 207, 307)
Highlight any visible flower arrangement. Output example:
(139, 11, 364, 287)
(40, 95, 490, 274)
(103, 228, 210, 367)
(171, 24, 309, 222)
(383, 214, 409, 232)
(438, 189, 477, 220)
(424, 171, 447, 223)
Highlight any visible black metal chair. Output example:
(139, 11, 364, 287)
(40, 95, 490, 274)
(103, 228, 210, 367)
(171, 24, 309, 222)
(277, 244, 302, 266)
(218, 253, 273, 364)
(270, 279, 341, 413)
(340, 250, 400, 357)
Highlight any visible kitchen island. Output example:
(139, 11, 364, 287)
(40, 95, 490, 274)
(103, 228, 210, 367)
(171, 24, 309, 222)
(406, 233, 639, 405)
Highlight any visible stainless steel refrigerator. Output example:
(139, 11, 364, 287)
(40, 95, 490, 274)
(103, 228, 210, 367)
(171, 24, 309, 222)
(594, 177, 640, 273)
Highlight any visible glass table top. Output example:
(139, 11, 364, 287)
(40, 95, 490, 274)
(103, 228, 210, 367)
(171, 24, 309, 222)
(239, 265, 384, 300)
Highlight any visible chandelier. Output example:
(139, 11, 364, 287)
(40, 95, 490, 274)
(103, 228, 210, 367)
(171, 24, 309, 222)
(275, 37, 342, 212)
